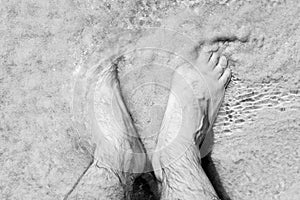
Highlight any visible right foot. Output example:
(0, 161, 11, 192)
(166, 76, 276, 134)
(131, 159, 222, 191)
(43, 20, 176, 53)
(71, 63, 147, 199)
(153, 44, 231, 177)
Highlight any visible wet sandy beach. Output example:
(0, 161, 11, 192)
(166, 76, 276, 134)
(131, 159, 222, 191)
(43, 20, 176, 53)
(1, 0, 299, 199)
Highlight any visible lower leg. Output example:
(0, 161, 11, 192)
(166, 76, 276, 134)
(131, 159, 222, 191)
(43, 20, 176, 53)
(69, 162, 125, 200)
(159, 145, 219, 200)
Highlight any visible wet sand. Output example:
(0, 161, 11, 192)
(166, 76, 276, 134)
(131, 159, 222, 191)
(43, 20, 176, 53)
(1, 0, 299, 199)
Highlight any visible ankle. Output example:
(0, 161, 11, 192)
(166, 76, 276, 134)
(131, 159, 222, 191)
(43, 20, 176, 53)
(152, 142, 201, 180)
(154, 146, 219, 199)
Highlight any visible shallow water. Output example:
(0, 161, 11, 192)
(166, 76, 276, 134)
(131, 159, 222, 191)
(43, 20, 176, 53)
(1, 0, 299, 199)
(214, 74, 299, 137)
(66, 2, 300, 199)
(119, 2, 300, 199)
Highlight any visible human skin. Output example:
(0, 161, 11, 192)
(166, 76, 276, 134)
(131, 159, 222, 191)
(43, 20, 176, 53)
(68, 163, 125, 199)
(71, 43, 230, 199)
(152, 44, 231, 200)
(70, 65, 147, 199)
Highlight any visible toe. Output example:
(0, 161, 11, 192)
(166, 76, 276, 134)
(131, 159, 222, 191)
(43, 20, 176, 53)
(215, 56, 227, 78)
(219, 67, 231, 87)
(202, 44, 219, 53)
(209, 51, 220, 68)
(197, 44, 219, 63)
(197, 50, 212, 64)
(219, 55, 228, 69)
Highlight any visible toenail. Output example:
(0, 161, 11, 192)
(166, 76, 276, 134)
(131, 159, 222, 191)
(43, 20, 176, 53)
(220, 56, 227, 65)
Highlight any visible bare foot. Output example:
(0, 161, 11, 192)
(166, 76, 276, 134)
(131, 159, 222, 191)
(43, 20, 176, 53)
(71, 65, 146, 199)
(91, 65, 147, 177)
(152, 44, 231, 199)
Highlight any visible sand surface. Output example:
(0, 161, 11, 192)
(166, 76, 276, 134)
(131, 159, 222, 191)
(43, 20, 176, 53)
(1, 0, 299, 199)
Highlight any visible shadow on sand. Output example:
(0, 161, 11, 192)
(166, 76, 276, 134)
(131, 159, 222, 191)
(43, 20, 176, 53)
(202, 153, 232, 200)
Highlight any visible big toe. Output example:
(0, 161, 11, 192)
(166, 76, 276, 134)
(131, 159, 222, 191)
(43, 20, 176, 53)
(197, 44, 219, 64)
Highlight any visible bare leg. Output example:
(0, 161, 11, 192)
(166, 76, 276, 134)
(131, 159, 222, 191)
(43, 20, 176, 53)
(153, 44, 231, 200)
(70, 66, 146, 199)
(68, 162, 125, 200)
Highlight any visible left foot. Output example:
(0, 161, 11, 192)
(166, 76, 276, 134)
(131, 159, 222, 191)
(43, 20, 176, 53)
(71, 63, 147, 199)
(90, 65, 146, 180)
